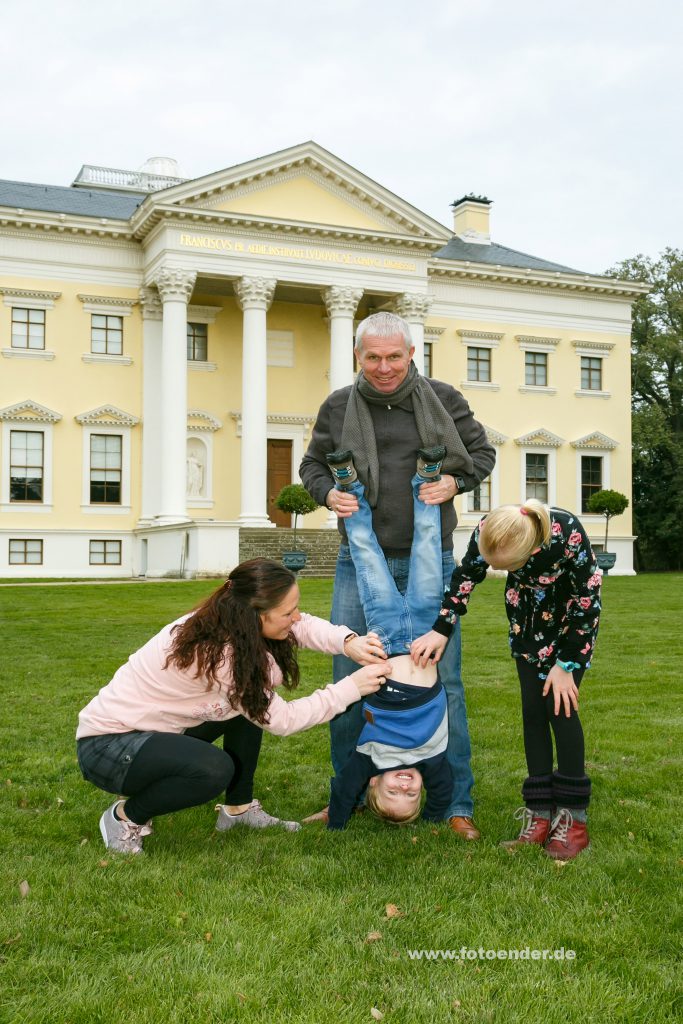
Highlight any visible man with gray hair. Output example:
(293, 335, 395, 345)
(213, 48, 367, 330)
(300, 311, 495, 837)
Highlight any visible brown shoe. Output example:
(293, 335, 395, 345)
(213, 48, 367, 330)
(544, 809, 589, 860)
(449, 816, 481, 840)
(301, 806, 329, 825)
(500, 807, 551, 848)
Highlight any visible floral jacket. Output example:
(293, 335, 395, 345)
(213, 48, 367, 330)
(432, 508, 602, 673)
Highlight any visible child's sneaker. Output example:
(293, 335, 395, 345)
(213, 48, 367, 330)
(544, 808, 589, 860)
(99, 800, 151, 854)
(325, 450, 357, 487)
(215, 799, 302, 832)
(500, 806, 551, 848)
(417, 445, 446, 479)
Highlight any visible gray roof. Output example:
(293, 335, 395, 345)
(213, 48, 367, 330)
(0, 179, 146, 219)
(433, 236, 585, 275)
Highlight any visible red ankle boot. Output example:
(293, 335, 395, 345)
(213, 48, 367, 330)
(501, 807, 551, 848)
(544, 809, 589, 860)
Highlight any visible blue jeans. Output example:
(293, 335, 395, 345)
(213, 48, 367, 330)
(343, 475, 443, 654)
(330, 507, 475, 819)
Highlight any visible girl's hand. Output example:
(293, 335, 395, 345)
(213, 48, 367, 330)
(344, 631, 387, 665)
(350, 662, 391, 697)
(543, 665, 580, 717)
(410, 630, 448, 667)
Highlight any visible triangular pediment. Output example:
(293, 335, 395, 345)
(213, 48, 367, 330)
(137, 141, 451, 240)
(514, 428, 564, 448)
(571, 431, 618, 450)
(75, 405, 139, 427)
(0, 400, 62, 423)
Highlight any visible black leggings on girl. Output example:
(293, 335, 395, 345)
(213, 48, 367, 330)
(121, 716, 263, 825)
(516, 659, 591, 811)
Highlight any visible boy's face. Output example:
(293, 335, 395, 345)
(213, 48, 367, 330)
(371, 768, 423, 819)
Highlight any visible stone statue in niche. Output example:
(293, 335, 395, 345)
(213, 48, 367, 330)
(186, 444, 205, 497)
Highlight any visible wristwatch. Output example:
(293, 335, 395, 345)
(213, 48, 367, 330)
(556, 658, 581, 673)
(454, 476, 467, 494)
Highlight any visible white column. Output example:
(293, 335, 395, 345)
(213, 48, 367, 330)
(138, 287, 163, 524)
(154, 267, 196, 524)
(393, 293, 432, 375)
(322, 286, 363, 393)
(235, 276, 276, 527)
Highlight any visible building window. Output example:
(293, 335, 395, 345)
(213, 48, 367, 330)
(90, 434, 122, 504)
(581, 356, 602, 391)
(12, 308, 45, 350)
(9, 539, 43, 565)
(89, 539, 122, 565)
(468, 478, 491, 513)
(423, 342, 433, 378)
(467, 346, 491, 382)
(525, 351, 548, 387)
(10, 430, 44, 501)
(91, 314, 123, 355)
(525, 453, 548, 502)
(581, 455, 603, 513)
(187, 322, 208, 361)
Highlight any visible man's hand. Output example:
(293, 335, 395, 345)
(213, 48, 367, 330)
(418, 474, 458, 506)
(344, 631, 387, 665)
(410, 630, 449, 666)
(326, 488, 359, 518)
(542, 665, 580, 718)
(350, 662, 391, 697)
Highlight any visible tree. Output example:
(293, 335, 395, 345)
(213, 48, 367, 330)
(606, 249, 683, 570)
(274, 484, 319, 548)
(586, 489, 629, 551)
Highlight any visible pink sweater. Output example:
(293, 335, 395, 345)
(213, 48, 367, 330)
(77, 613, 359, 739)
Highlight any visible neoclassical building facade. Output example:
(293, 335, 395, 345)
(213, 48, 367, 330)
(0, 142, 647, 577)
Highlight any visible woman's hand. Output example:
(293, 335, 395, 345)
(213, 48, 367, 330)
(410, 630, 448, 667)
(344, 631, 387, 665)
(542, 665, 580, 717)
(350, 662, 391, 697)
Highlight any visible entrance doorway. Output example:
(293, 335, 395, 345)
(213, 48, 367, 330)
(267, 439, 292, 527)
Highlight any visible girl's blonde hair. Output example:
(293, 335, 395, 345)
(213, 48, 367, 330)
(365, 780, 422, 825)
(478, 499, 552, 566)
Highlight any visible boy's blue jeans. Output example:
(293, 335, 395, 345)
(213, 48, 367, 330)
(330, 477, 475, 818)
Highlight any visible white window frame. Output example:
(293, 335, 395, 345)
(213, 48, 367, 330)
(186, 305, 221, 372)
(1, 421, 55, 512)
(80, 424, 132, 514)
(516, 335, 559, 395)
(572, 340, 614, 399)
(457, 330, 502, 392)
(520, 446, 557, 506)
(79, 296, 135, 366)
(576, 451, 610, 515)
(2, 292, 58, 361)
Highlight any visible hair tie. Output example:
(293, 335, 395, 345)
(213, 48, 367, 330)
(520, 508, 528, 516)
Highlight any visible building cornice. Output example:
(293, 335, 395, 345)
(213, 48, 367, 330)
(571, 431, 618, 450)
(0, 286, 62, 302)
(515, 428, 565, 448)
(428, 258, 650, 300)
(0, 208, 134, 241)
(77, 294, 138, 309)
(456, 329, 505, 342)
(0, 400, 62, 423)
(75, 405, 140, 427)
(188, 410, 222, 432)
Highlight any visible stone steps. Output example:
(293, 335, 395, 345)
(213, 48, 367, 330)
(238, 528, 340, 577)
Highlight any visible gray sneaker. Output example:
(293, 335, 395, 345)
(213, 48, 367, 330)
(99, 800, 152, 854)
(215, 799, 301, 832)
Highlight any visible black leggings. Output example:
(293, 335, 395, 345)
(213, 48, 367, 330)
(121, 717, 263, 825)
(516, 659, 585, 778)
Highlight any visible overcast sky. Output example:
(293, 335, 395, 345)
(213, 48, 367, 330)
(2, 0, 680, 274)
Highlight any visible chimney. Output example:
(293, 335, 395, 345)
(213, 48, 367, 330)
(451, 194, 492, 244)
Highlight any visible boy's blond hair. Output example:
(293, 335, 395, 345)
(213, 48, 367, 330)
(479, 499, 552, 566)
(365, 781, 422, 825)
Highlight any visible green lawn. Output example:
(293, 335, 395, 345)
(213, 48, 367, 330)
(1, 576, 681, 1023)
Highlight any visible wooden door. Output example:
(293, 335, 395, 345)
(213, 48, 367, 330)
(267, 439, 292, 527)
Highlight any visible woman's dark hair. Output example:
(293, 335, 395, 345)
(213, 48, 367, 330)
(164, 558, 300, 724)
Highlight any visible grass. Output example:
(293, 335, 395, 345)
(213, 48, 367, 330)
(1, 576, 681, 1023)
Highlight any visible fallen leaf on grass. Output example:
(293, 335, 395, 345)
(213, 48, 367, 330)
(385, 903, 404, 919)
(79, 838, 89, 846)
(365, 931, 383, 943)
(56, 797, 64, 807)
(18, 881, 30, 898)
(452, 999, 462, 1008)
(627, 832, 635, 841)
(553, 860, 568, 868)
(204, 932, 213, 942)
(3, 934, 21, 945)
(98, 859, 110, 868)
(236, 993, 247, 1004)
(411, 836, 418, 844)
(370, 1009, 384, 1021)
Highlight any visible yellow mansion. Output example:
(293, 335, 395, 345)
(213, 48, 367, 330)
(0, 142, 647, 577)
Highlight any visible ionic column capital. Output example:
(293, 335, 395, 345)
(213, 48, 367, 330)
(139, 286, 163, 321)
(234, 276, 276, 311)
(155, 267, 197, 303)
(392, 292, 432, 323)
(321, 286, 363, 318)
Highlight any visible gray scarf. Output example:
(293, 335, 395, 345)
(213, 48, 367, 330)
(340, 362, 474, 507)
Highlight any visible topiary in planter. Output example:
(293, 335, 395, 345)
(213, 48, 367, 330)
(586, 489, 629, 553)
(274, 484, 319, 551)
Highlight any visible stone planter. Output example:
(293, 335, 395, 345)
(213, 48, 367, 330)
(596, 552, 617, 575)
(282, 551, 308, 574)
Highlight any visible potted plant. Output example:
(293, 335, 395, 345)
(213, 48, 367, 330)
(586, 489, 629, 574)
(274, 484, 319, 573)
